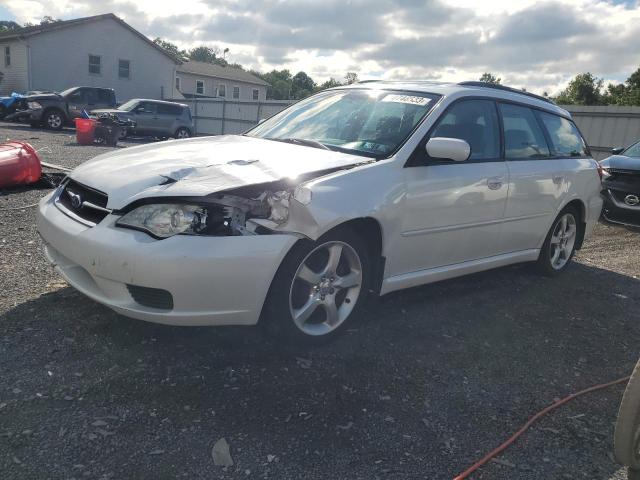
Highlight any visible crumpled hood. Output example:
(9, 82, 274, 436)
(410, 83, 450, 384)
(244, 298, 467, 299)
(600, 155, 640, 171)
(70, 135, 369, 209)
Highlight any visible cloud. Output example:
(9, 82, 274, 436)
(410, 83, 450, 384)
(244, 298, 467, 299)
(3, 0, 640, 94)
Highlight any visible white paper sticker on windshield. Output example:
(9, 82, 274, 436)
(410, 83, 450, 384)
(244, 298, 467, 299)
(382, 94, 430, 106)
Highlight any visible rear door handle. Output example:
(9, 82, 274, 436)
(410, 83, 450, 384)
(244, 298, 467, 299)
(487, 177, 504, 190)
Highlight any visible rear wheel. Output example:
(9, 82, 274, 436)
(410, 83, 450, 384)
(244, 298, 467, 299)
(174, 127, 191, 139)
(615, 359, 640, 470)
(262, 228, 371, 345)
(536, 206, 580, 275)
(44, 109, 64, 130)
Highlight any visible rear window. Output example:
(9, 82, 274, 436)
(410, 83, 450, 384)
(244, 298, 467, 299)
(538, 112, 588, 157)
(157, 103, 182, 116)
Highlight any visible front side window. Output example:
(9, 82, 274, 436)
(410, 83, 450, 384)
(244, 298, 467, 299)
(623, 141, 640, 158)
(252, 89, 259, 101)
(196, 80, 204, 95)
(430, 99, 500, 161)
(137, 102, 157, 114)
(247, 89, 439, 159)
(218, 84, 226, 97)
(4, 46, 9, 67)
(500, 103, 550, 159)
(233, 86, 240, 99)
(118, 59, 130, 79)
(538, 112, 588, 157)
(67, 89, 85, 104)
(88, 54, 101, 75)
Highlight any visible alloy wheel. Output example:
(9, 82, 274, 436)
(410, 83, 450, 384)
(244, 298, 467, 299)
(176, 128, 190, 138)
(289, 241, 363, 336)
(549, 213, 577, 270)
(47, 113, 62, 129)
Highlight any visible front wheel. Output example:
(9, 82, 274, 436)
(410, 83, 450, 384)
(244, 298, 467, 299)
(262, 228, 371, 345)
(174, 127, 191, 139)
(536, 207, 580, 275)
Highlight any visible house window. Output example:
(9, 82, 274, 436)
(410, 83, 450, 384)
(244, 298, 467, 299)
(196, 80, 204, 95)
(233, 86, 240, 99)
(118, 59, 130, 79)
(218, 84, 226, 97)
(252, 89, 259, 101)
(88, 54, 101, 75)
(4, 46, 9, 67)
(175, 76, 181, 91)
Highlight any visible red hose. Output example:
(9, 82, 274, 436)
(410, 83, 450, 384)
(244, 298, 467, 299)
(453, 376, 630, 480)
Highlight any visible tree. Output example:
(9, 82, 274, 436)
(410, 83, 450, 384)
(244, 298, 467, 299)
(153, 37, 188, 60)
(345, 72, 359, 85)
(0, 20, 21, 32)
(479, 72, 501, 84)
(316, 78, 343, 91)
(188, 46, 228, 66)
(555, 72, 603, 105)
(291, 71, 316, 99)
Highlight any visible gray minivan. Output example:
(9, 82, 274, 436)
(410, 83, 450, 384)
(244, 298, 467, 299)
(92, 99, 194, 139)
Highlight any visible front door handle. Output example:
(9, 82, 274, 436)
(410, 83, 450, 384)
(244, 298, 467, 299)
(487, 177, 504, 190)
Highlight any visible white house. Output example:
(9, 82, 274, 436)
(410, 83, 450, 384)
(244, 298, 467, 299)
(0, 14, 181, 101)
(176, 61, 269, 102)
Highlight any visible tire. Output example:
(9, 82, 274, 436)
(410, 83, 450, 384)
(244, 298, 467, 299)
(262, 227, 372, 345)
(536, 206, 581, 276)
(615, 359, 640, 469)
(44, 109, 64, 130)
(118, 128, 127, 140)
(174, 127, 191, 139)
(0, 105, 6, 119)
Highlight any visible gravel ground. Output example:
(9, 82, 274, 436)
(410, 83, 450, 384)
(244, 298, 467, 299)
(1, 122, 639, 480)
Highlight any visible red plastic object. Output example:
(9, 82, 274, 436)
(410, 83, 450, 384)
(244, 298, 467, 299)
(75, 118, 97, 145)
(0, 141, 42, 188)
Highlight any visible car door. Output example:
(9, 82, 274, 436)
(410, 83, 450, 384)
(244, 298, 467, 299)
(132, 102, 159, 135)
(155, 103, 180, 135)
(397, 98, 509, 275)
(66, 88, 87, 119)
(499, 103, 568, 251)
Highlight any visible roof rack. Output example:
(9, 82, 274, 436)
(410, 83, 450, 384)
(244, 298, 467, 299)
(458, 81, 555, 104)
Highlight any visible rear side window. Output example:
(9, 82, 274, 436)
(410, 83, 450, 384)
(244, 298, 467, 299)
(538, 112, 588, 157)
(499, 103, 550, 159)
(431, 99, 500, 161)
(157, 103, 182, 116)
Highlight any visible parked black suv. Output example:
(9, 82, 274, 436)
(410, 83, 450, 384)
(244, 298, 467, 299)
(26, 86, 116, 130)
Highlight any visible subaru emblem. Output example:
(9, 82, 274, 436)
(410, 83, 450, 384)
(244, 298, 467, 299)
(68, 191, 83, 209)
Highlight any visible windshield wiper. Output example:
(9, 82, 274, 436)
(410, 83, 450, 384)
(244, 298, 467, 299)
(273, 137, 332, 151)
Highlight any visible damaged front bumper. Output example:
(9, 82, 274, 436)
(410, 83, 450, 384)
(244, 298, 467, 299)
(37, 190, 298, 326)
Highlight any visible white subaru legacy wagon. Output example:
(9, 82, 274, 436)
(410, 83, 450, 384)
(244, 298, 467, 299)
(37, 81, 603, 343)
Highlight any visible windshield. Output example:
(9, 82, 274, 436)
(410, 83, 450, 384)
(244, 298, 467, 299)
(246, 89, 439, 158)
(118, 99, 140, 112)
(623, 141, 640, 158)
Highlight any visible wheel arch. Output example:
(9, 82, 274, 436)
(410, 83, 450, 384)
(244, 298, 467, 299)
(43, 106, 67, 123)
(563, 198, 587, 250)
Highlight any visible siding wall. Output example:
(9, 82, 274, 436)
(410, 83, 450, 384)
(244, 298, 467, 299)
(566, 105, 640, 160)
(26, 18, 179, 102)
(168, 97, 291, 135)
(0, 41, 29, 95)
(176, 71, 267, 102)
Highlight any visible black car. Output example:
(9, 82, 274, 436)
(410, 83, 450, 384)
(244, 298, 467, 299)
(25, 86, 116, 130)
(600, 140, 640, 229)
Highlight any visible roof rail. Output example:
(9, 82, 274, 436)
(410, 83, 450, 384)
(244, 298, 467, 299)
(458, 81, 555, 104)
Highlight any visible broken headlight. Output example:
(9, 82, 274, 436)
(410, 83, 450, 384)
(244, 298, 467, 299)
(116, 204, 209, 238)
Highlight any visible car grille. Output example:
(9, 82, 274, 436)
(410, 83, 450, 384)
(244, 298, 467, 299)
(126, 285, 174, 310)
(56, 179, 111, 226)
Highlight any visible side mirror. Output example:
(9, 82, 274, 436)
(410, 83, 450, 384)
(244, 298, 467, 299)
(612, 147, 624, 155)
(426, 137, 471, 162)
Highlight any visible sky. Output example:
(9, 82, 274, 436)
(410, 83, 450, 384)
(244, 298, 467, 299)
(1, 0, 639, 95)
